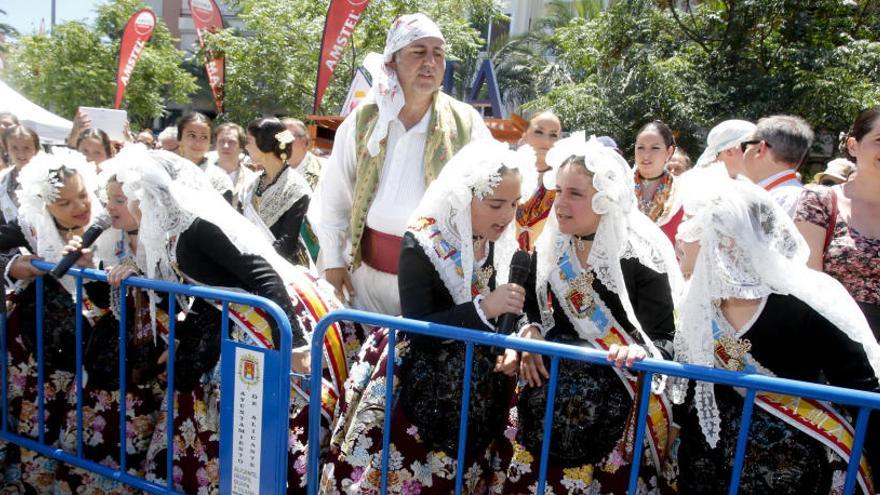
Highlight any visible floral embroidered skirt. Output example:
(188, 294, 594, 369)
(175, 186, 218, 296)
(498, 360, 669, 494)
(677, 384, 857, 495)
(321, 328, 515, 494)
(5, 309, 74, 494)
(54, 380, 164, 494)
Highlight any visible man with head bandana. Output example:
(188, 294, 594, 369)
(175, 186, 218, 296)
(312, 13, 491, 315)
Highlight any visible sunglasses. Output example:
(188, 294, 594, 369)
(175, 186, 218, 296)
(740, 139, 772, 153)
(819, 179, 839, 186)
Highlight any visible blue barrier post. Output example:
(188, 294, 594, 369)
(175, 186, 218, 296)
(307, 309, 880, 495)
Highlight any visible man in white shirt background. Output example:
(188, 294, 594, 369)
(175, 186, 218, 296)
(312, 13, 491, 315)
(741, 115, 814, 217)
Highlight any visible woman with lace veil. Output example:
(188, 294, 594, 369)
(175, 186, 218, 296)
(108, 148, 363, 493)
(503, 135, 682, 494)
(671, 170, 880, 494)
(53, 146, 169, 494)
(320, 140, 526, 493)
(0, 150, 120, 492)
(240, 118, 313, 268)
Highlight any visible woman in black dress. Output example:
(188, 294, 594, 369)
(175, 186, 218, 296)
(672, 170, 880, 494)
(321, 140, 528, 493)
(240, 118, 312, 268)
(504, 134, 682, 494)
(107, 149, 363, 493)
(0, 150, 122, 493)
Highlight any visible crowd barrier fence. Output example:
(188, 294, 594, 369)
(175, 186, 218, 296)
(0, 260, 293, 495)
(2, 262, 878, 495)
(307, 308, 880, 495)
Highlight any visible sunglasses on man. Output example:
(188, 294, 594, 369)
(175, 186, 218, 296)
(740, 139, 772, 153)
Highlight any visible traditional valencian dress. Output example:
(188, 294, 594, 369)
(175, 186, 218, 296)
(499, 135, 683, 494)
(240, 164, 312, 268)
(320, 140, 522, 494)
(54, 228, 165, 494)
(108, 149, 364, 494)
(515, 145, 555, 252)
(0, 153, 125, 493)
(671, 172, 880, 495)
(633, 170, 683, 244)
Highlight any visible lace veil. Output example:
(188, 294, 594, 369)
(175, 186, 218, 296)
(536, 134, 684, 369)
(408, 139, 529, 304)
(671, 169, 880, 447)
(111, 146, 329, 342)
(15, 149, 115, 293)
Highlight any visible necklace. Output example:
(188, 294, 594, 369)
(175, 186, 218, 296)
(573, 232, 595, 252)
(633, 171, 673, 221)
(255, 165, 288, 197)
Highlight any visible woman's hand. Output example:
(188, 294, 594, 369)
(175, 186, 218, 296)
(9, 254, 44, 282)
(62, 235, 94, 269)
(606, 343, 647, 368)
(66, 110, 91, 147)
(519, 325, 549, 387)
(106, 264, 138, 287)
(479, 283, 525, 320)
(495, 348, 519, 376)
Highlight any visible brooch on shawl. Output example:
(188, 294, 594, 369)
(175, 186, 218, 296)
(715, 334, 753, 372)
(558, 249, 595, 317)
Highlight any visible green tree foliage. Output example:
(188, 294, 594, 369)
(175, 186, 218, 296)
(208, 0, 502, 123)
(5, 0, 196, 126)
(527, 0, 880, 157)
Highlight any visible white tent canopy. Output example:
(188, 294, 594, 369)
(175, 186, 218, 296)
(0, 79, 73, 145)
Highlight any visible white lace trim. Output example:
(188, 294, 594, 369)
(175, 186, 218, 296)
(672, 170, 880, 447)
(409, 217, 480, 305)
(243, 166, 310, 229)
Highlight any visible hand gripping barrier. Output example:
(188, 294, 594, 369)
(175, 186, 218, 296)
(307, 309, 880, 495)
(0, 260, 293, 494)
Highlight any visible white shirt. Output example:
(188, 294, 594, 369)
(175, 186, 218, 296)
(312, 99, 490, 269)
(757, 169, 803, 218)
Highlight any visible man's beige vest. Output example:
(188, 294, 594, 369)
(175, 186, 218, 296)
(349, 91, 475, 269)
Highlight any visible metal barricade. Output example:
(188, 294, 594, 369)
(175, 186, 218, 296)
(306, 309, 880, 495)
(0, 260, 293, 494)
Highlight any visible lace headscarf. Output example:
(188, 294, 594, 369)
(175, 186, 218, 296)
(408, 139, 528, 304)
(15, 149, 113, 293)
(537, 134, 684, 369)
(695, 120, 756, 168)
(362, 13, 445, 157)
(113, 148, 330, 341)
(671, 169, 880, 447)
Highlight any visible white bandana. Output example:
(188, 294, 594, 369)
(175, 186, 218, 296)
(362, 13, 445, 157)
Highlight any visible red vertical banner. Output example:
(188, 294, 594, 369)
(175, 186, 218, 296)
(314, 0, 371, 113)
(114, 9, 156, 109)
(189, 0, 225, 113)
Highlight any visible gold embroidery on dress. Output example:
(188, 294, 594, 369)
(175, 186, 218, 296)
(716, 334, 753, 371)
(561, 270, 595, 317)
(474, 266, 494, 296)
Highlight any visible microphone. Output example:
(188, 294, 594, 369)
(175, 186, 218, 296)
(497, 250, 532, 335)
(50, 212, 111, 278)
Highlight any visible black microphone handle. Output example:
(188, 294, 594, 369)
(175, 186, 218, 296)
(50, 225, 105, 278)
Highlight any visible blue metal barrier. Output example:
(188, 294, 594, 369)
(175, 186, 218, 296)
(306, 309, 880, 495)
(0, 260, 293, 494)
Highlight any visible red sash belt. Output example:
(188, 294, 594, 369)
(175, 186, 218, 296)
(361, 227, 402, 275)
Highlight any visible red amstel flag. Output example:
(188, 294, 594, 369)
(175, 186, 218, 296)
(314, 0, 371, 113)
(114, 9, 156, 109)
(189, 0, 225, 113)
